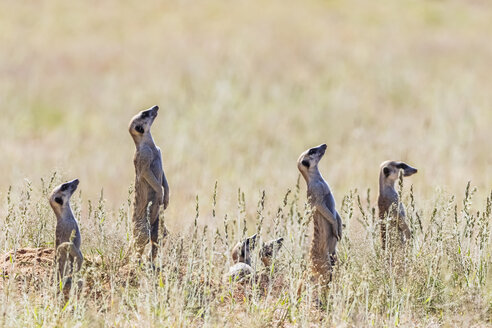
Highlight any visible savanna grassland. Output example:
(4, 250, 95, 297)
(0, 0, 491, 326)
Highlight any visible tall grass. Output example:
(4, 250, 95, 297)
(0, 0, 491, 325)
(0, 175, 490, 326)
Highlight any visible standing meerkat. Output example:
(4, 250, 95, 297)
(297, 144, 342, 284)
(128, 105, 170, 261)
(378, 161, 417, 249)
(49, 179, 83, 282)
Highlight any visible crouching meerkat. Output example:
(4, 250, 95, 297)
(231, 233, 258, 266)
(259, 237, 284, 267)
(378, 161, 417, 249)
(226, 235, 284, 282)
(128, 105, 170, 261)
(227, 234, 258, 281)
(297, 144, 342, 284)
(49, 179, 83, 284)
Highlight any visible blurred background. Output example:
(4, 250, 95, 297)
(0, 0, 491, 230)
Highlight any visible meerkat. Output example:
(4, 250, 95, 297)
(259, 237, 284, 267)
(297, 144, 342, 284)
(231, 234, 258, 266)
(378, 161, 418, 249)
(128, 105, 170, 261)
(226, 235, 284, 282)
(49, 179, 83, 282)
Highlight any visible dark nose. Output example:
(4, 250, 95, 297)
(320, 144, 327, 150)
(151, 105, 159, 112)
(72, 179, 79, 186)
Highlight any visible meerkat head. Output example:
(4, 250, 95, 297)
(231, 234, 258, 266)
(260, 237, 284, 267)
(380, 161, 418, 186)
(297, 144, 327, 178)
(128, 105, 159, 139)
(49, 179, 79, 217)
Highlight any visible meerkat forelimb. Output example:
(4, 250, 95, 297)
(49, 179, 84, 281)
(128, 105, 170, 262)
(297, 144, 342, 284)
(378, 161, 417, 249)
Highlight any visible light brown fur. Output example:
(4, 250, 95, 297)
(378, 160, 417, 249)
(128, 105, 170, 261)
(297, 144, 342, 284)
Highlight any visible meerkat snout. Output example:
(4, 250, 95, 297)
(402, 164, 418, 176)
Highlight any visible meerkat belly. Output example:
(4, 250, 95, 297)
(311, 212, 332, 257)
(56, 220, 81, 248)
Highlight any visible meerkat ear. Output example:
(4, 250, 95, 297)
(135, 125, 144, 134)
(55, 197, 63, 205)
(301, 160, 310, 168)
(383, 167, 390, 177)
(247, 233, 257, 244)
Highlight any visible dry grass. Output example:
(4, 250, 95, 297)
(0, 0, 491, 326)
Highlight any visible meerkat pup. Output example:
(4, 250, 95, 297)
(231, 234, 258, 266)
(128, 105, 170, 261)
(378, 161, 418, 249)
(227, 234, 258, 282)
(297, 144, 342, 284)
(259, 237, 284, 267)
(226, 235, 284, 282)
(49, 179, 83, 282)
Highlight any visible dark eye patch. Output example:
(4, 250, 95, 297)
(396, 163, 408, 169)
(301, 160, 310, 168)
(383, 167, 390, 177)
(60, 184, 68, 191)
(55, 197, 63, 205)
(308, 148, 317, 156)
(141, 111, 149, 119)
(135, 125, 144, 134)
